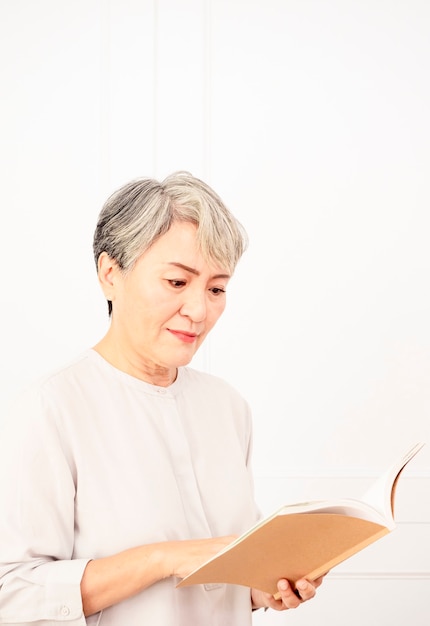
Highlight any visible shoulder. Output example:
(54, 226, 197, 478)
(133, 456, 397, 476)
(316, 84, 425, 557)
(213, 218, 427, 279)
(181, 366, 247, 399)
(4, 352, 95, 426)
(178, 368, 253, 452)
(179, 367, 252, 424)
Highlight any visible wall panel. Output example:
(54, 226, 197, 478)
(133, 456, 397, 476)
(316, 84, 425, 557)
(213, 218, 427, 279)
(252, 577, 429, 626)
(0, 0, 107, 411)
(1, 1, 429, 623)
(103, 0, 156, 189)
(154, 0, 210, 178)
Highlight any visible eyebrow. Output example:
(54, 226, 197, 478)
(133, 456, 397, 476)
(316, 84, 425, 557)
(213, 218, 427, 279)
(167, 262, 231, 280)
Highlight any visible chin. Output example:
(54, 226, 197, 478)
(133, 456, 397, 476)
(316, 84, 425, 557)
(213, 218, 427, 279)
(174, 348, 199, 368)
(176, 355, 195, 368)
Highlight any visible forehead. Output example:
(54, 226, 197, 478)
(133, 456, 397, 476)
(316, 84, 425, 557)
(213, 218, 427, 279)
(139, 222, 229, 276)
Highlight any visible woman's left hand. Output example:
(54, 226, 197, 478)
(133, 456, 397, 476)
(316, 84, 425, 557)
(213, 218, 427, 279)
(251, 576, 324, 611)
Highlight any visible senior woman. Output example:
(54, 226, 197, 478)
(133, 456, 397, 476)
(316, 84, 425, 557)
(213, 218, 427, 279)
(0, 172, 322, 625)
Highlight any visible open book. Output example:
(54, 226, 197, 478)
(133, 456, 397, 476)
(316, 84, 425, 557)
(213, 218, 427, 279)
(177, 442, 424, 596)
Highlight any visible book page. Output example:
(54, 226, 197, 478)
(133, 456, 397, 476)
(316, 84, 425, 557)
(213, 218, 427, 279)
(285, 500, 388, 527)
(361, 442, 425, 524)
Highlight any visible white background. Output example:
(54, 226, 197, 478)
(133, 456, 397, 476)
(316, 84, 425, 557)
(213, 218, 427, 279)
(1, 1, 429, 623)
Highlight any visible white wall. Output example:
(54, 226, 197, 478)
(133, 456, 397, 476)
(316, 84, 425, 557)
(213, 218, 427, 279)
(1, 1, 429, 623)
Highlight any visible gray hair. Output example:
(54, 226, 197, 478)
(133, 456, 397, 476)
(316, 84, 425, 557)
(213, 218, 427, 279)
(93, 171, 248, 313)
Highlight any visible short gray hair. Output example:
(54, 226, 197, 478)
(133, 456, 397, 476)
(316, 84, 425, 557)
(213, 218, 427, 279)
(93, 172, 248, 273)
(93, 172, 248, 312)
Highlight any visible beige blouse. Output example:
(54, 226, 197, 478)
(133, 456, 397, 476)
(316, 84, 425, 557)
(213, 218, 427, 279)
(0, 350, 259, 625)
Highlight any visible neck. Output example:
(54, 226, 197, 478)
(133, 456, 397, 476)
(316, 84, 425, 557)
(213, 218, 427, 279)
(93, 336, 177, 387)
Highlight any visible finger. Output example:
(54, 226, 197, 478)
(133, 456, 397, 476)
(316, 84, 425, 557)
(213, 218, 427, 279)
(295, 579, 317, 601)
(276, 579, 302, 609)
(312, 575, 325, 589)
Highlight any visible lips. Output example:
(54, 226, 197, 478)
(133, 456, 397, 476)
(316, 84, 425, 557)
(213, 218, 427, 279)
(167, 329, 198, 344)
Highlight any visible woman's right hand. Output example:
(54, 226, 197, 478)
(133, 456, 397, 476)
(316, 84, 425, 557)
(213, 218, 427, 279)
(81, 535, 236, 616)
(162, 535, 236, 580)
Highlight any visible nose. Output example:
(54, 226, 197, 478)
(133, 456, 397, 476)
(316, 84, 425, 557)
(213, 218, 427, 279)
(180, 289, 207, 322)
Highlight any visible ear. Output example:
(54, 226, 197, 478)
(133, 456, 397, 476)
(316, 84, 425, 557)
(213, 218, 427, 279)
(97, 252, 120, 301)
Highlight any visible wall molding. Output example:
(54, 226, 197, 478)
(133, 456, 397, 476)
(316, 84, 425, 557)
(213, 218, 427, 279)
(254, 471, 430, 479)
(328, 571, 430, 580)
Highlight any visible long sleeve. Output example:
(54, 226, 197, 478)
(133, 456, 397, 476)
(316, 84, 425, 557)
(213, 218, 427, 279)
(0, 351, 258, 626)
(0, 388, 90, 625)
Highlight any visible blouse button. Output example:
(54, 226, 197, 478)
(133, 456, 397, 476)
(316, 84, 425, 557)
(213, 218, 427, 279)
(60, 605, 70, 616)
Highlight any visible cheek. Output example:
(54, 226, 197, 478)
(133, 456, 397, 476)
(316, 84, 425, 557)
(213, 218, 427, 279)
(207, 301, 226, 329)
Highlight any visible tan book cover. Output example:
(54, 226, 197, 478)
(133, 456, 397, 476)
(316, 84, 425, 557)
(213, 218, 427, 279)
(177, 442, 424, 596)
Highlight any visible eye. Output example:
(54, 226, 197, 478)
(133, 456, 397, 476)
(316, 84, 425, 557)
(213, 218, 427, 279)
(168, 279, 187, 288)
(210, 287, 226, 295)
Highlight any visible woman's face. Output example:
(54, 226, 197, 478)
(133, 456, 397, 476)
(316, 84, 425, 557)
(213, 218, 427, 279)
(100, 221, 230, 377)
